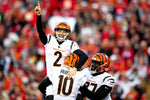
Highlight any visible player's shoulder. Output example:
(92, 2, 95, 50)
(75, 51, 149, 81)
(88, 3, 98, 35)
(77, 68, 90, 79)
(102, 72, 115, 80)
(76, 70, 87, 79)
(65, 39, 78, 44)
(66, 39, 73, 42)
(102, 72, 115, 87)
(80, 68, 89, 74)
(76, 71, 85, 77)
(64, 40, 79, 51)
(45, 35, 55, 43)
(64, 39, 75, 45)
(48, 35, 55, 40)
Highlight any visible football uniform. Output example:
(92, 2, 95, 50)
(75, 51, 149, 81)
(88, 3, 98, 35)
(44, 35, 79, 76)
(48, 66, 87, 100)
(81, 68, 115, 100)
(36, 15, 88, 96)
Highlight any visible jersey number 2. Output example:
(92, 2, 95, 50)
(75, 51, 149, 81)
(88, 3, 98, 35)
(53, 51, 62, 67)
(57, 75, 74, 96)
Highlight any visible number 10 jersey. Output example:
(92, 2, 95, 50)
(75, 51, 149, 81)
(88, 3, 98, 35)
(48, 66, 87, 100)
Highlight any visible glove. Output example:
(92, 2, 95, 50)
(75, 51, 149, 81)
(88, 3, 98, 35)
(34, 1, 41, 15)
(79, 85, 88, 97)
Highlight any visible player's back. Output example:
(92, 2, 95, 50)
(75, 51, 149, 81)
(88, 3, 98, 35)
(48, 66, 86, 100)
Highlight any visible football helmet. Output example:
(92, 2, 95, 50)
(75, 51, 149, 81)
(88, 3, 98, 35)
(54, 22, 71, 42)
(64, 53, 79, 68)
(90, 53, 110, 75)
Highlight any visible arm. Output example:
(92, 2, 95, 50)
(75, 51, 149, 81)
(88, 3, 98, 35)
(67, 49, 88, 78)
(36, 15, 47, 45)
(73, 49, 88, 69)
(79, 84, 112, 100)
(35, 1, 47, 45)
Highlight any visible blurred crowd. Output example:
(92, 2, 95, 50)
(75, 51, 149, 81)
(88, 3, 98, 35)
(0, 0, 150, 100)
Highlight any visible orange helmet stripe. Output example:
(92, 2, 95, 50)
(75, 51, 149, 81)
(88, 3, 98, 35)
(58, 22, 69, 27)
(101, 53, 106, 62)
(96, 53, 107, 62)
(96, 54, 101, 61)
(70, 54, 74, 67)
(55, 22, 71, 32)
(90, 53, 110, 73)
(64, 53, 79, 68)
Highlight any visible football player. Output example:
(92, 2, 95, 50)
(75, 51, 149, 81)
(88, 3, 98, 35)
(79, 53, 115, 100)
(46, 53, 87, 100)
(34, 1, 88, 98)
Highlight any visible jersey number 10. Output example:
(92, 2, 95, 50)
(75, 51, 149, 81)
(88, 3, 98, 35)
(57, 75, 74, 96)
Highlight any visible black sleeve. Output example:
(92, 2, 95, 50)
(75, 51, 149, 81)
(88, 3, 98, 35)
(38, 76, 52, 96)
(76, 94, 84, 100)
(73, 49, 88, 69)
(46, 95, 54, 100)
(79, 84, 112, 100)
(36, 15, 48, 45)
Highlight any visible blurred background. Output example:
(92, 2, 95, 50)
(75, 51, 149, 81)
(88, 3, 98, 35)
(0, 0, 150, 100)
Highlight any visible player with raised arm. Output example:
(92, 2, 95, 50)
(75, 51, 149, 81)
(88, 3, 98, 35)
(79, 53, 115, 100)
(34, 1, 88, 98)
(47, 53, 87, 100)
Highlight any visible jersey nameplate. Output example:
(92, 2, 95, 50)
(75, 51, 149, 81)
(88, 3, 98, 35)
(60, 69, 69, 74)
(53, 48, 65, 52)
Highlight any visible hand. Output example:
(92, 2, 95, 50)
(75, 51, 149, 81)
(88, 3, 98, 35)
(67, 67, 77, 78)
(79, 85, 88, 97)
(34, 1, 41, 15)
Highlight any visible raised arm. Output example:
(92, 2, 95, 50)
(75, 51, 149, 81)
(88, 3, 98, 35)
(35, 1, 47, 45)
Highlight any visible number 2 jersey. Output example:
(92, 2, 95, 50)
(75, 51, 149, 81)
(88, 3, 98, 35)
(48, 66, 87, 100)
(44, 35, 79, 76)
(81, 68, 115, 100)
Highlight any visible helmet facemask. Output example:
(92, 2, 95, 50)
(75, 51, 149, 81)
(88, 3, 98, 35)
(90, 60, 104, 75)
(54, 22, 71, 42)
(90, 54, 109, 75)
(89, 53, 110, 75)
(55, 29, 70, 42)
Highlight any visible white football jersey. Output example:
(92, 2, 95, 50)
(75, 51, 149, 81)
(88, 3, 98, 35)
(81, 68, 115, 100)
(48, 66, 87, 100)
(44, 35, 79, 76)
